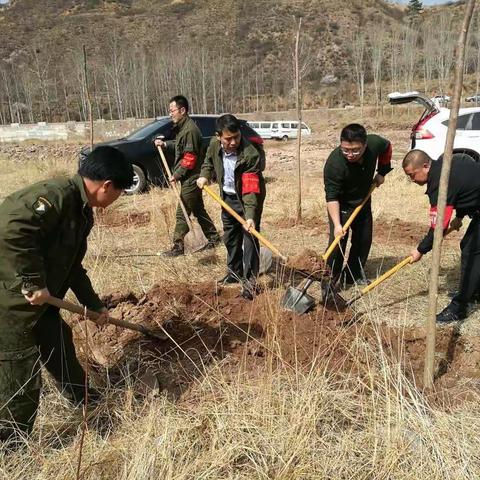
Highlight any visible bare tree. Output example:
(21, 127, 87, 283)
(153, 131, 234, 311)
(352, 31, 367, 116)
(424, 0, 476, 389)
(369, 27, 386, 110)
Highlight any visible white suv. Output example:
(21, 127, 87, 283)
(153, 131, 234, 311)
(388, 91, 480, 161)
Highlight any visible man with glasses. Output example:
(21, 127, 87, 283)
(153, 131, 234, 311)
(323, 123, 392, 288)
(154, 95, 219, 257)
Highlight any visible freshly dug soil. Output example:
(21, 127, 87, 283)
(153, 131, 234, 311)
(71, 280, 480, 406)
(286, 248, 330, 277)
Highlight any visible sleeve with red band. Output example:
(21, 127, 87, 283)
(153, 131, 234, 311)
(377, 142, 393, 176)
(180, 152, 197, 170)
(242, 173, 260, 195)
(429, 205, 454, 230)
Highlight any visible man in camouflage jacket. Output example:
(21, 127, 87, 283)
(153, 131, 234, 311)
(197, 114, 266, 300)
(0, 146, 133, 443)
(154, 95, 219, 256)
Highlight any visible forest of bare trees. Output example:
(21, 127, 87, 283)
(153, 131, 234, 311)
(0, 9, 479, 124)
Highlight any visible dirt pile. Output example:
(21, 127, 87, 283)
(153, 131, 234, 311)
(286, 248, 330, 278)
(72, 280, 480, 405)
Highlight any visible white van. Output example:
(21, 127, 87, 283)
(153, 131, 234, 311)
(247, 121, 311, 141)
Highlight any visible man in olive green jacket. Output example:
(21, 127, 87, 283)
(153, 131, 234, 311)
(197, 114, 266, 300)
(0, 146, 133, 443)
(154, 95, 219, 256)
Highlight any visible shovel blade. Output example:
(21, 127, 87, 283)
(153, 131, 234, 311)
(282, 286, 316, 314)
(259, 247, 273, 274)
(184, 223, 208, 254)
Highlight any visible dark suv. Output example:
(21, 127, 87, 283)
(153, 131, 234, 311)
(79, 115, 263, 194)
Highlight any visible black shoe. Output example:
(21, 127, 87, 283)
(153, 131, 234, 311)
(217, 273, 241, 285)
(162, 242, 184, 257)
(241, 280, 260, 301)
(198, 236, 221, 252)
(436, 306, 466, 323)
(448, 290, 480, 302)
(339, 275, 369, 288)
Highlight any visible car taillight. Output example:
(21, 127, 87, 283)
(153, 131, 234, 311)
(414, 128, 435, 139)
(412, 110, 437, 140)
(247, 135, 264, 145)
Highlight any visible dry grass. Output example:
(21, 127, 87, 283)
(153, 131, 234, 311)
(1, 108, 480, 478)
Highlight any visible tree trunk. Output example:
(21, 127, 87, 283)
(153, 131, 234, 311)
(295, 17, 302, 224)
(424, 0, 476, 389)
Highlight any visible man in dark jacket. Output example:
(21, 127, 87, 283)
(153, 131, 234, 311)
(403, 149, 480, 322)
(154, 95, 219, 256)
(323, 123, 392, 286)
(197, 114, 266, 300)
(0, 146, 133, 443)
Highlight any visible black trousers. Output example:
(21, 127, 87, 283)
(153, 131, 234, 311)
(451, 215, 480, 314)
(221, 193, 261, 281)
(326, 201, 373, 281)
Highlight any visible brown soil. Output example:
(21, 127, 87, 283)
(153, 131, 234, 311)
(286, 249, 330, 277)
(72, 280, 480, 407)
(95, 209, 151, 228)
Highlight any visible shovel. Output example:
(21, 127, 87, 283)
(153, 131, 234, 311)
(343, 223, 460, 307)
(282, 183, 377, 313)
(47, 296, 168, 341)
(157, 145, 207, 253)
(344, 256, 413, 307)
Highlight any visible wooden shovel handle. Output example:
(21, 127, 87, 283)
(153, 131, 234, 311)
(156, 145, 194, 231)
(47, 296, 156, 338)
(203, 184, 287, 261)
(346, 256, 413, 306)
(323, 183, 377, 262)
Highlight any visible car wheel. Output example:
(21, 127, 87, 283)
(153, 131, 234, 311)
(125, 164, 147, 195)
(281, 135, 289, 142)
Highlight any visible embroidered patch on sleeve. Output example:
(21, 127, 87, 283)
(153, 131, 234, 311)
(32, 196, 52, 215)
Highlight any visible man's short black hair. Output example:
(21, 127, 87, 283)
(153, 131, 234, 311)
(402, 149, 432, 169)
(169, 95, 189, 113)
(215, 114, 241, 135)
(340, 123, 367, 144)
(78, 146, 134, 190)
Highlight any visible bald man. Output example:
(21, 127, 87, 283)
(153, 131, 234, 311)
(403, 149, 480, 322)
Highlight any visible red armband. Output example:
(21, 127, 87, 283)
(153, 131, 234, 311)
(242, 173, 260, 194)
(430, 205, 454, 229)
(180, 152, 197, 169)
(378, 142, 392, 166)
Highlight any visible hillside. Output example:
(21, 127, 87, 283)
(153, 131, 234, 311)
(0, 0, 470, 122)
(0, 0, 405, 77)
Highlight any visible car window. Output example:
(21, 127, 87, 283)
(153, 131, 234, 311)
(471, 113, 480, 131)
(272, 123, 279, 129)
(259, 122, 270, 129)
(442, 113, 471, 130)
(126, 118, 172, 140)
(301, 123, 309, 129)
(192, 117, 216, 137)
(281, 123, 290, 128)
(249, 122, 259, 129)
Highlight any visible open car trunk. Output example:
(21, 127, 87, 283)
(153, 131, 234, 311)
(388, 91, 440, 148)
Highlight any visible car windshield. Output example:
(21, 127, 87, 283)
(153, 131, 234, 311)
(126, 118, 171, 140)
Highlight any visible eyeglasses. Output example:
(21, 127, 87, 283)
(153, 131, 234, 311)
(168, 107, 182, 114)
(341, 148, 363, 156)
